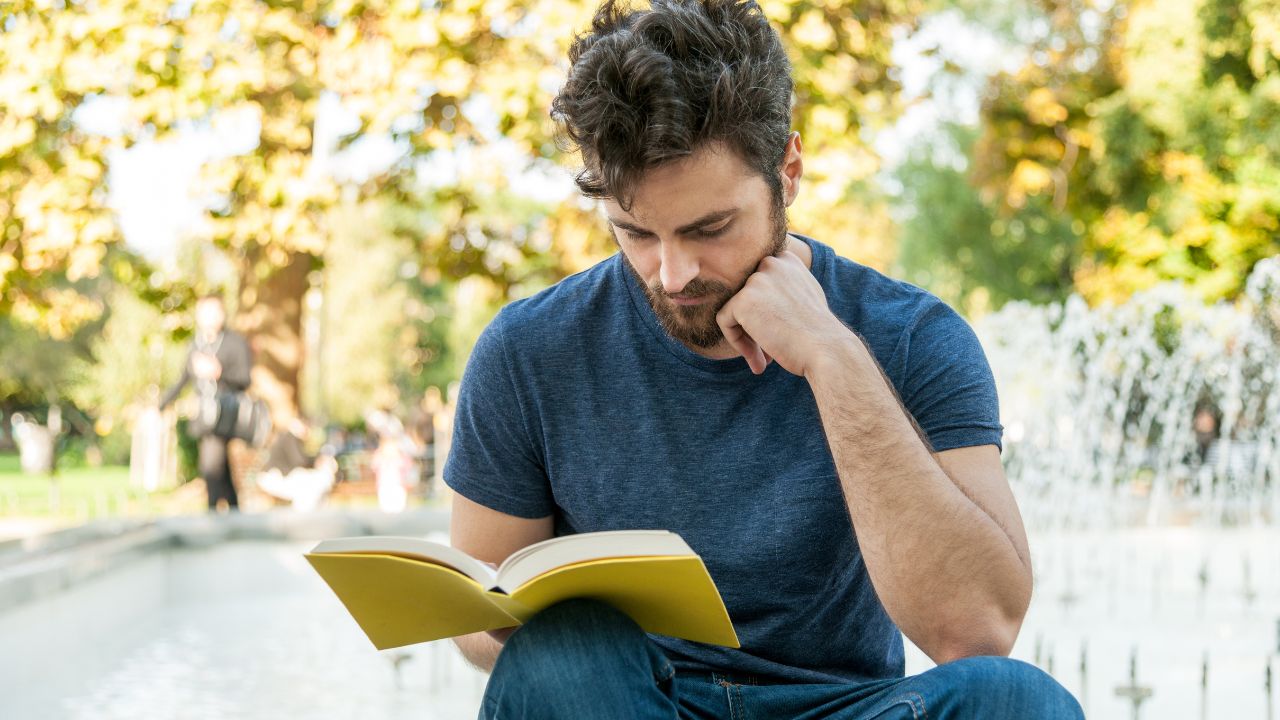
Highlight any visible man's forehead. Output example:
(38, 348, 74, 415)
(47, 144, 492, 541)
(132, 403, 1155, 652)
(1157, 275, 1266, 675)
(602, 144, 762, 228)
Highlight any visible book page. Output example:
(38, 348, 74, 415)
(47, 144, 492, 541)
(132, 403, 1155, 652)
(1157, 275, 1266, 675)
(310, 536, 498, 588)
(496, 530, 694, 593)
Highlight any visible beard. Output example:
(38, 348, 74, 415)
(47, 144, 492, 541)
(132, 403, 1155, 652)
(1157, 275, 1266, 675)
(627, 198, 789, 349)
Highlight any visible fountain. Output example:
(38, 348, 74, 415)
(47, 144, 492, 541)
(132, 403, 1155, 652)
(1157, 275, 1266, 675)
(947, 257, 1280, 718)
(1113, 648, 1153, 719)
(1266, 659, 1273, 720)
(977, 256, 1280, 529)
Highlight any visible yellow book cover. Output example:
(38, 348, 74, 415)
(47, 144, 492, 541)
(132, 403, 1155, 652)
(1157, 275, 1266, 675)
(304, 530, 739, 651)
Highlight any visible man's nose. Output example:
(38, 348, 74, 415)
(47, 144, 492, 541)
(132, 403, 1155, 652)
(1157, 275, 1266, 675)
(659, 241, 699, 294)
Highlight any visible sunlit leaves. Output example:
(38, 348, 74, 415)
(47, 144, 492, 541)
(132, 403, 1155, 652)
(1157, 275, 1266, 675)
(973, 0, 1280, 305)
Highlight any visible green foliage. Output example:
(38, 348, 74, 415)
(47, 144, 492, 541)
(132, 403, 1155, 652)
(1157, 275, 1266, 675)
(66, 284, 187, 435)
(302, 201, 466, 423)
(970, 0, 1280, 305)
(895, 125, 1078, 313)
(2, 0, 928, 426)
(0, 317, 82, 407)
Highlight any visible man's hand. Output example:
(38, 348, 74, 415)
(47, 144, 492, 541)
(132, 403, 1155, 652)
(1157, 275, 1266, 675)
(715, 250, 852, 376)
(191, 352, 222, 381)
(477, 560, 518, 643)
(486, 626, 516, 643)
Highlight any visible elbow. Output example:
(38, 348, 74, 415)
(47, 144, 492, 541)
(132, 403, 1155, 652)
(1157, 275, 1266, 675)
(928, 606, 1026, 666)
(932, 626, 1017, 666)
(911, 562, 1034, 665)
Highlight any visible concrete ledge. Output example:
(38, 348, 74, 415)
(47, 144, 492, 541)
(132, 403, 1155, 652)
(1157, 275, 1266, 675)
(0, 508, 450, 615)
(0, 518, 154, 566)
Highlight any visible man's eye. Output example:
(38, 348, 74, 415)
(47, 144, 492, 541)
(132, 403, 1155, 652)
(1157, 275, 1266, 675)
(696, 224, 730, 238)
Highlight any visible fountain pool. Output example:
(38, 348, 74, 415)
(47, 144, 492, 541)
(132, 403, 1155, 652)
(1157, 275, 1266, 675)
(1, 524, 1275, 719)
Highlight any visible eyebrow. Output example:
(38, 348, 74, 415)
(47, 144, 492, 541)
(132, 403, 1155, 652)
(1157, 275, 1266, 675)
(606, 208, 739, 237)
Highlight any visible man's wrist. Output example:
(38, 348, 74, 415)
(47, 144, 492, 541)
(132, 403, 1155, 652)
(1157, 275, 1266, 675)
(804, 326, 868, 384)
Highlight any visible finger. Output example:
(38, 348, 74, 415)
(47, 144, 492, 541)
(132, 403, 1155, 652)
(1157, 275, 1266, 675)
(726, 325, 765, 374)
(742, 332, 768, 374)
(716, 307, 766, 374)
(724, 323, 766, 375)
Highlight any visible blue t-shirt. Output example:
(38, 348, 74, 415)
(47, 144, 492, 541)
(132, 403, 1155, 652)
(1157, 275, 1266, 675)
(444, 235, 1003, 684)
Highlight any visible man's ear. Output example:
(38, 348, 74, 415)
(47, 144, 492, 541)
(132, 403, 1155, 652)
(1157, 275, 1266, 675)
(779, 132, 803, 207)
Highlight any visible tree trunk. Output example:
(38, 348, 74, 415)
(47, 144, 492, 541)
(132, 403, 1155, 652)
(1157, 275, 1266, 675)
(236, 251, 312, 426)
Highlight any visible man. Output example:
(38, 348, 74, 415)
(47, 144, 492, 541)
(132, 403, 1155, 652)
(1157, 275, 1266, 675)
(160, 294, 254, 512)
(445, 1, 1083, 717)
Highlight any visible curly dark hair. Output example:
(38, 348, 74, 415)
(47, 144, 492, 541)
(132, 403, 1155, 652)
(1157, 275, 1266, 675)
(550, 0, 794, 209)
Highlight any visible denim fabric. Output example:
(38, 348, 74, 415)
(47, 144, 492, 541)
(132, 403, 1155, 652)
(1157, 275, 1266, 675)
(447, 235, 1006, 684)
(480, 600, 1084, 720)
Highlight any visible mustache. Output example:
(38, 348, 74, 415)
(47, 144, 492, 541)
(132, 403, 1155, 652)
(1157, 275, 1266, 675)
(649, 277, 731, 299)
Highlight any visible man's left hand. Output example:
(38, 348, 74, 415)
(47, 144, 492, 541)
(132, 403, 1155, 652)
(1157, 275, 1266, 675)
(715, 250, 853, 377)
(192, 352, 223, 381)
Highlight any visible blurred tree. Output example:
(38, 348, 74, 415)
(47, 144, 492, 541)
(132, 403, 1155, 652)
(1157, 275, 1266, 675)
(2, 0, 925, 424)
(302, 200, 460, 425)
(0, 319, 82, 410)
(971, 0, 1280, 304)
(895, 123, 1078, 314)
(66, 285, 188, 463)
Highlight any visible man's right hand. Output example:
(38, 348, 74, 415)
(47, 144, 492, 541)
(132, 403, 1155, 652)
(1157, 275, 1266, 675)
(479, 560, 518, 644)
(191, 352, 222, 380)
(486, 626, 517, 644)
(450, 495, 553, 672)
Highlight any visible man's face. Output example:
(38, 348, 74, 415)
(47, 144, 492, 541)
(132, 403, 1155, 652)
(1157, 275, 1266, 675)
(605, 143, 788, 350)
(195, 298, 226, 336)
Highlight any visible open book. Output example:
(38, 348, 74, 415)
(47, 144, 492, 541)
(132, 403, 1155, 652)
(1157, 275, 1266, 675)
(305, 529, 739, 651)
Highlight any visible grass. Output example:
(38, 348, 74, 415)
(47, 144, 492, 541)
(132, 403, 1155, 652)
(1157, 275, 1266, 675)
(0, 451, 449, 531)
(0, 452, 184, 520)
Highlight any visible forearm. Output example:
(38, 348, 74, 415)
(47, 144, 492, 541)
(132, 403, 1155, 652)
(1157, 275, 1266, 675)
(452, 630, 506, 673)
(159, 370, 190, 410)
(807, 334, 1031, 663)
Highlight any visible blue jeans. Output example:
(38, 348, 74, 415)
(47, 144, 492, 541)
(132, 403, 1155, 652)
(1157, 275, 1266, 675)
(480, 599, 1084, 719)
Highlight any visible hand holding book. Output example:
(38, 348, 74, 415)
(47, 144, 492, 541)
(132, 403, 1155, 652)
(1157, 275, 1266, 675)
(475, 559, 515, 644)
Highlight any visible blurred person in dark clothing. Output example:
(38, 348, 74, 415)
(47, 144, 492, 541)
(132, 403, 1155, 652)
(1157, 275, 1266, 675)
(160, 294, 254, 512)
(256, 415, 336, 511)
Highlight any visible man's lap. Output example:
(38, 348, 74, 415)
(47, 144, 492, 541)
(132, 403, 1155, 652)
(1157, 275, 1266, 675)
(672, 659, 1076, 719)
(481, 599, 1083, 720)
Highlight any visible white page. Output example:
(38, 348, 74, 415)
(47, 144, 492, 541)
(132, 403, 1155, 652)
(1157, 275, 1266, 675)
(310, 536, 498, 588)
(495, 530, 694, 594)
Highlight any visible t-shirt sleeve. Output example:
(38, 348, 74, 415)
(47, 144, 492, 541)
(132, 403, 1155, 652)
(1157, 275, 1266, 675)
(443, 312, 554, 518)
(894, 301, 1004, 452)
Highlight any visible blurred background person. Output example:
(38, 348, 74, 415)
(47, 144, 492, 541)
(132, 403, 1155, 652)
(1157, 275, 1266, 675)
(255, 414, 336, 512)
(367, 408, 416, 513)
(159, 294, 254, 512)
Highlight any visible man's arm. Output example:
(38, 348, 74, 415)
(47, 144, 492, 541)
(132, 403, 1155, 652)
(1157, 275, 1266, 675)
(714, 251, 1031, 664)
(805, 338, 1031, 664)
(449, 492, 554, 672)
(158, 358, 191, 410)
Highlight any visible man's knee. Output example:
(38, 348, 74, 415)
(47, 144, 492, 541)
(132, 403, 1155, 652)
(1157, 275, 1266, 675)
(929, 656, 1083, 719)
(483, 599, 672, 716)
(494, 598, 650, 682)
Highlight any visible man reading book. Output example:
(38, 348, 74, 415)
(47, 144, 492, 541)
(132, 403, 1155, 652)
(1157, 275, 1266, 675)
(444, 1, 1084, 717)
